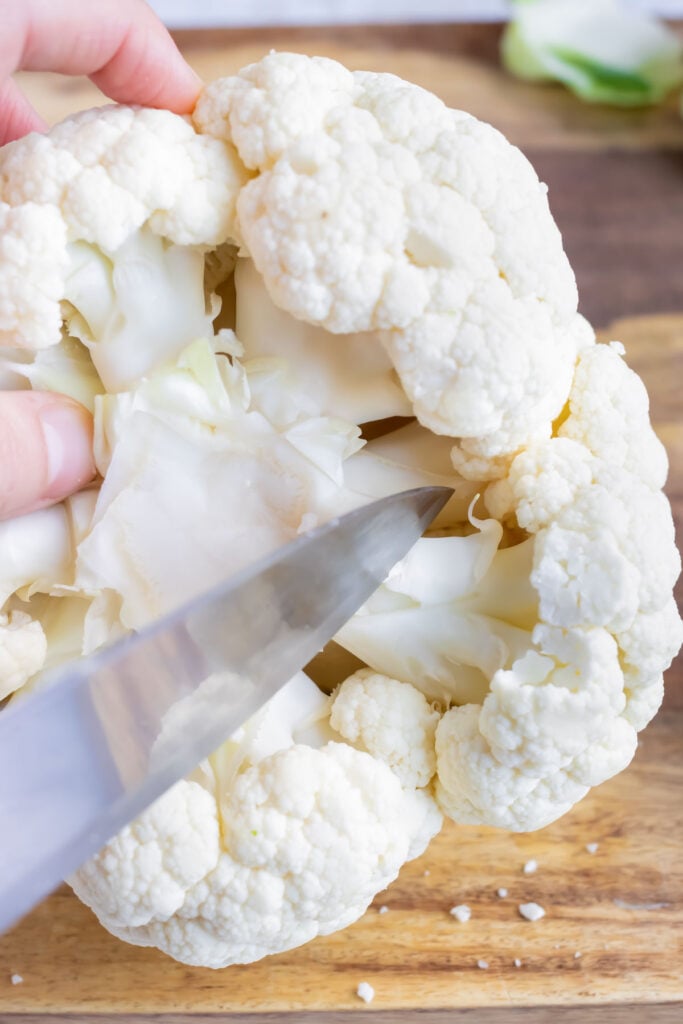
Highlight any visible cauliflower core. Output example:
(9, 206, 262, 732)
(0, 52, 680, 968)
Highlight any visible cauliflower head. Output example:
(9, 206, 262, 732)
(0, 52, 680, 967)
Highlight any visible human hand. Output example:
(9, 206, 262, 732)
(0, 0, 202, 520)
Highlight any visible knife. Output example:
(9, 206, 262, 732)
(0, 485, 451, 933)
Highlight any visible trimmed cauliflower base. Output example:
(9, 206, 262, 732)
(0, 52, 680, 968)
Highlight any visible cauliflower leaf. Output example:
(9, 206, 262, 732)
(502, 0, 683, 107)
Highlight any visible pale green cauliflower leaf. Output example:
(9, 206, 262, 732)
(502, 0, 683, 108)
(235, 256, 411, 425)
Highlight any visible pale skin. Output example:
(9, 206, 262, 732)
(0, 0, 202, 519)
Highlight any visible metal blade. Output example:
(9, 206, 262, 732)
(0, 486, 451, 933)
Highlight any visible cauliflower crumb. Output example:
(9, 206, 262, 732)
(10, 974, 23, 985)
(585, 842, 599, 854)
(423, 870, 430, 877)
(497, 887, 508, 898)
(519, 902, 546, 922)
(477, 959, 489, 970)
(523, 859, 538, 875)
(449, 904, 471, 923)
(356, 981, 375, 1004)
(574, 951, 582, 959)
(514, 958, 522, 968)
(609, 340, 626, 355)
(378, 905, 389, 915)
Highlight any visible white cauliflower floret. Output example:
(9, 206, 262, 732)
(485, 437, 593, 529)
(0, 106, 245, 251)
(486, 337, 674, 524)
(0, 610, 47, 700)
(71, 781, 221, 928)
(485, 435, 680, 691)
(330, 669, 440, 788)
(568, 716, 637, 789)
(557, 341, 668, 489)
(435, 704, 587, 831)
(71, 673, 441, 967)
(435, 701, 636, 832)
(531, 467, 678, 631)
(0, 202, 68, 349)
(196, 52, 585, 458)
(617, 598, 683, 730)
(73, 741, 441, 968)
(195, 53, 356, 170)
(0, 105, 248, 364)
(479, 626, 626, 772)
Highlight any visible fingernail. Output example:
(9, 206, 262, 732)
(40, 401, 96, 500)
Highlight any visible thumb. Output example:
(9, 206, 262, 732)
(0, 392, 96, 520)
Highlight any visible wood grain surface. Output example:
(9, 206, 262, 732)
(4, 1009, 683, 1024)
(2, 21, 682, 1021)
(0, 706, 681, 1017)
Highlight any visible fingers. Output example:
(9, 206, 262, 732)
(1, 2, 188, 515)
(89, 8, 203, 114)
(1, 0, 201, 116)
(0, 392, 96, 521)
(0, 77, 47, 146)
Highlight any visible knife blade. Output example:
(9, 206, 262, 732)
(0, 485, 451, 933)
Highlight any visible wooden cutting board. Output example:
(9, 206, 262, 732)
(2, 23, 682, 1023)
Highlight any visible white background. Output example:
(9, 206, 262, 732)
(148, 0, 683, 28)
